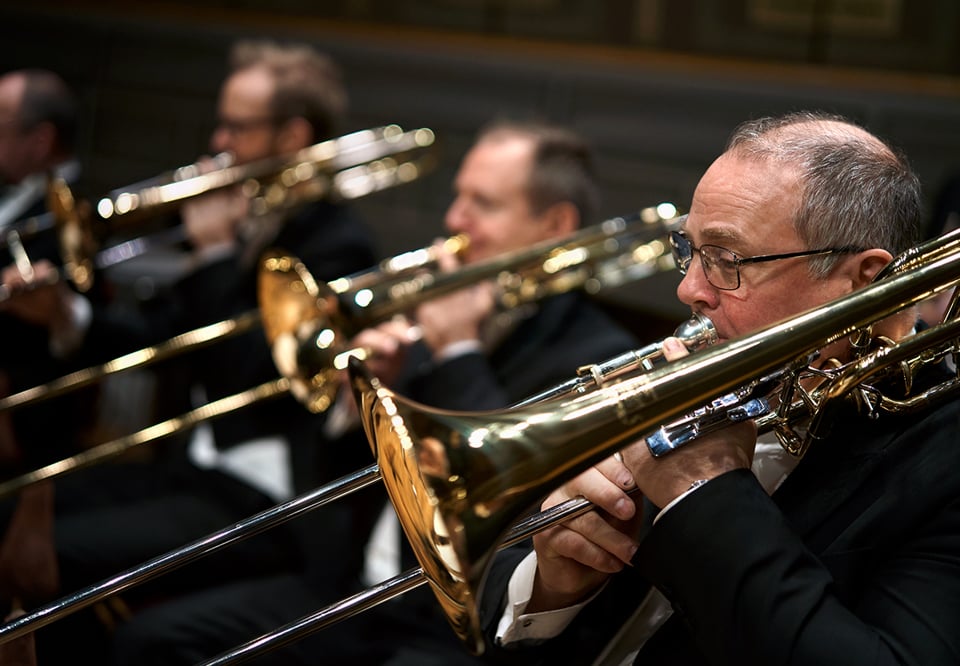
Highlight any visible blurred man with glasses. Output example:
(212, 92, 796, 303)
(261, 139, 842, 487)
(0, 40, 379, 664)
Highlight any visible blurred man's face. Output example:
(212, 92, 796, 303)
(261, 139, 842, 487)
(210, 66, 282, 165)
(0, 73, 41, 185)
(444, 135, 563, 264)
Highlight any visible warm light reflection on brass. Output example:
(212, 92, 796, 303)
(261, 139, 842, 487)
(352, 226, 960, 655)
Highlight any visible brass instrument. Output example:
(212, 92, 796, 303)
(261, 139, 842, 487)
(0, 124, 442, 413)
(2, 229, 959, 660)
(347, 226, 960, 654)
(0, 125, 438, 303)
(95, 125, 436, 219)
(513, 312, 716, 406)
(0, 315, 714, 648)
(0, 238, 462, 497)
(0, 211, 58, 250)
(0, 178, 97, 300)
(0, 236, 464, 415)
(263, 203, 683, 412)
(0, 205, 682, 497)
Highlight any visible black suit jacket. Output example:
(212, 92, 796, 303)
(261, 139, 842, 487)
(303, 291, 642, 664)
(480, 364, 960, 665)
(0, 165, 105, 471)
(79, 199, 377, 488)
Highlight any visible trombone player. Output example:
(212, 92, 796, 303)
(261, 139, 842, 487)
(480, 112, 960, 665)
(0, 68, 97, 471)
(0, 39, 379, 662)
(110, 119, 643, 665)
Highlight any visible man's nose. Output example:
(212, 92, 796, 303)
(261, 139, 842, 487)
(444, 199, 470, 233)
(210, 128, 231, 155)
(676, 255, 716, 308)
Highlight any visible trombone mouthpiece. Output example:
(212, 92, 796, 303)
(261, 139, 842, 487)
(674, 312, 718, 351)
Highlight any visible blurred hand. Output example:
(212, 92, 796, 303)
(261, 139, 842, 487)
(414, 240, 495, 355)
(0, 260, 74, 331)
(180, 156, 249, 251)
(331, 317, 420, 426)
(351, 317, 420, 386)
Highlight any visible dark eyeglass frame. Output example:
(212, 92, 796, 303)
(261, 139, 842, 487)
(669, 229, 865, 291)
(215, 115, 281, 135)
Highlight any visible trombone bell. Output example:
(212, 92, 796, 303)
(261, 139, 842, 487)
(350, 362, 489, 653)
(259, 251, 346, 413)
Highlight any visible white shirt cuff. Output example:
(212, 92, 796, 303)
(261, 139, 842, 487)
(495, 551, 600, 646)
(49, 291, 91, 358)
(652, 477, 712, 524)
(434, 338, 482, 362)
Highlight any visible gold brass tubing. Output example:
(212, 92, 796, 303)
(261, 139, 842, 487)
(0, 377, 290, 499)
(0, 310, 263, 413)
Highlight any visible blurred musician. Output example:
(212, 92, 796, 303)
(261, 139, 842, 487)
(0, 68, 93, 471)
(0, 40, 378, 662)
(110, 119, 644, 665)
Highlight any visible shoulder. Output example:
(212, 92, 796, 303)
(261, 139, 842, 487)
(277, 201, 379, 280)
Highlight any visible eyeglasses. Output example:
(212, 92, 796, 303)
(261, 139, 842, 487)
(215, 116, 278, 135)
(669, 229, 864, 291)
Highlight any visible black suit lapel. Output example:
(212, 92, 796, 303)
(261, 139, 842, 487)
(487, 294, 574, 390)
(771, 404, 898, 550)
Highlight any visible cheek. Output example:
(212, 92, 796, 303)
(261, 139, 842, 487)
(717, 286, 793, 340)
(724, 282, 832, 340)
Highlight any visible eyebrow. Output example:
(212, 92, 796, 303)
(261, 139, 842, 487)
(680, 217, 746, 249)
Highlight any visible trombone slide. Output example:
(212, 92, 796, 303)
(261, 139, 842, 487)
(351, 230, 960, 654)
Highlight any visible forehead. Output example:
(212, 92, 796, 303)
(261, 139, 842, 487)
(219, 66, 274, 116)
(457, 135, 533, 187)
(686, 152, 803, 249)
(0, 74, 25, 118)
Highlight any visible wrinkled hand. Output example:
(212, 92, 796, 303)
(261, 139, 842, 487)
(529, 454, 642, 612)
(618, 336, 757, 509)
(414, 240, 495, 355)
(0, 260, 73, 330)
(181, 156, 249, 251)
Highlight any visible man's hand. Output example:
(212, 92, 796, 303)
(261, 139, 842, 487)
(180, 156, 249, 251)
(414, 240, 495, 355)
(347, 317, 421, 389)
(618, 336, 757, 509)
(529, 454, 642, 612)
(0, 260, 73, 330)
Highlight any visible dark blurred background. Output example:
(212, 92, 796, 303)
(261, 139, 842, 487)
(2, 0, 959, 323)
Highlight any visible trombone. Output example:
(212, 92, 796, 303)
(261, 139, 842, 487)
(350, 227, 960, 655)
(95, 125, 437, 220)
(0, 204, 683, 497)
(0, 123, 441, 413)
(262, 203, 683, 413)
(0, 124, 438, 303)
(2, 228, 958, 659)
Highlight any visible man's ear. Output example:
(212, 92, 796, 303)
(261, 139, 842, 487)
(851, 248, 893, 289)
(275, 117, 314, 153)
(541, 201, 580, 236)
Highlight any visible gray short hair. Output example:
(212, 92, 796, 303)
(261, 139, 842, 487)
(726, 111, 921, 276)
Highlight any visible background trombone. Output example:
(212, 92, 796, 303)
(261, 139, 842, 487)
(0, 203, 682, 498)
(0, 124, 438, 305)
(1, 227, 957, 660)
